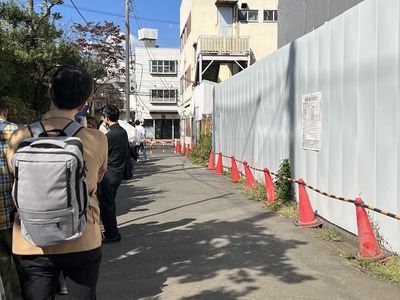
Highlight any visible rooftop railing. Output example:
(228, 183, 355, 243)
(196, 35, 250, 56)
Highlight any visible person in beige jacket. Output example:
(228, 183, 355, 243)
(6, 66, 108, 300)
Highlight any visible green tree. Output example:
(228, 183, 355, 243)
(0, 0, 81, 113)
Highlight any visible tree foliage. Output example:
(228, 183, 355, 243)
(0, 0, 81, 114)
(72, 21, 125, 83)
(0, 1, 127, 118)
(72, 21, 126, 110)
(4, 96, 41, 125)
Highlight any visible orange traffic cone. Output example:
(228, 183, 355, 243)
(181, 143, 186, 156)
(243, 161, 255, 188)
(214, 152, 223, 175)
(264, 168, 275, 203)
(230, 156, 240, 183)
(354, 198, 384, 259)
(177, 142, 181, 154)
(185, 144, 190, 156)
(207, 150, 215, 170)
(295, 178, 323, 228)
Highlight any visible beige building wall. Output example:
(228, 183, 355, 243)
(180, 0, 220, 109)
(180, 0, 278, 143)
(233, 0, 278, 61)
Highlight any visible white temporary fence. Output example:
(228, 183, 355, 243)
(213, 0, 400, 252)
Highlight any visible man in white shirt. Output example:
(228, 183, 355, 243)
(134, 120, 148, 161)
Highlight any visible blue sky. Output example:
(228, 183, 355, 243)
(4, 0, 181, 48)
(54, 0, 181, 48)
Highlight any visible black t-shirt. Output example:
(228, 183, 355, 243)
(106, 123, 129, 175)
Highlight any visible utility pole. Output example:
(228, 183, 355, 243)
(27, 0, 33, 15)
(125, 0, 130, 122)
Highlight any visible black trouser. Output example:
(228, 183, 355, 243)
(20, 247, 102, 300)
(0, 228, 23, 299)
(98, 170, 123, 239)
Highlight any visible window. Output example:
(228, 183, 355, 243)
(151, 89, 177, 103)
(180, 13, 191, 50)
(238, 9, 258, 22)
(181, 65, 191, 91)
(150, 60, 177, 74)
(264, 10, 278, 22)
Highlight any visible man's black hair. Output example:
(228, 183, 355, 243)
(50, 65, 93, 110)
(101, 104, 120, 122)
(135, 119, 140, 126)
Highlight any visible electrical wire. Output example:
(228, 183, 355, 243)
(69, 0, 88, 24)
(60, 3, 179, 25)
(131, 1, 179, 93)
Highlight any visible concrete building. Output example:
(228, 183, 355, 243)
(180, 0, 278, 145)
(133, 28, 180, 141)
(278, 0, 364, 48)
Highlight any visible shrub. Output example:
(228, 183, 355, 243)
(189, 131, 212, 166)
(274, 158, 296, 205)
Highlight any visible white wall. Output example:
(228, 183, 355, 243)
(134, 47, 180, 118)
(192, 81, 215, 120)
(214, 0, 400, 252)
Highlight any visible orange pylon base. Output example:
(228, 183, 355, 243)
(295, 178, 323, 228)
(294, 218, 323, 228)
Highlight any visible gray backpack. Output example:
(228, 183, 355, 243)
(11, 121, 89, 247)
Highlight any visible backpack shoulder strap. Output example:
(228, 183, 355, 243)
(0, 121, 10, 133)
(28, 121, 83, 137)
(63, 121, 83, 137)
(29, 122, 46, 137)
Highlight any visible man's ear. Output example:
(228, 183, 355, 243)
(48, 86, 53, 99)
(77, 102, 86, 112)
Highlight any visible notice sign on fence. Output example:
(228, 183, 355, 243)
(302, 92, 322, 151)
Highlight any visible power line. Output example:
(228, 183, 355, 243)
(60, 3, 179, 25)
(130, 1, 176, 92)
(69, 0, 88, 24)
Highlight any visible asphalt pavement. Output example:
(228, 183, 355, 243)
(11, 147, 400, 299)
(96, 148, 399, 300)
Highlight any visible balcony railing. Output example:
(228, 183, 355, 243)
(196, 35, 250, 56)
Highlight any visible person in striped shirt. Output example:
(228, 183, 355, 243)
(0, 97, 22, 299)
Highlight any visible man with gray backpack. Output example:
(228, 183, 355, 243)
(6, 66, 108, 299)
